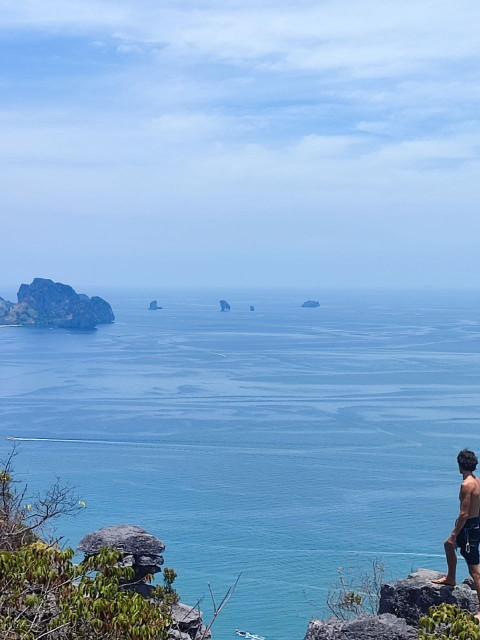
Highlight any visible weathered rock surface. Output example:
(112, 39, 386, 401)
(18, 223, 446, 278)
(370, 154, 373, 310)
(170, 604, 210, 639)
(78, 524, 165, 586)
(305, 614, 416, 640)
(379, 569, 478, 625)
(302, 300, 320, 308)
(78, 524, 165, 556)
(78, 524, 207, 640)
(0, 278, 114, 329)
(149, 300, 162, 310)
(219, 299, 231, 311)
(305, 568, 480, 640)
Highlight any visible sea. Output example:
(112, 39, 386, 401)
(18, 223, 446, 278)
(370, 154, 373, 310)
(2, 288, 480, 640)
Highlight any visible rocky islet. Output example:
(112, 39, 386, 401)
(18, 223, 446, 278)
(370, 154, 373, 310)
(0, 278, 114, 329)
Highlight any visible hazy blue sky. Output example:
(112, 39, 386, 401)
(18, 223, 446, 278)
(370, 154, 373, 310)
(1, 0, 480, 289)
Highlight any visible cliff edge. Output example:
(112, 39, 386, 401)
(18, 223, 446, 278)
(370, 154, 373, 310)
(305, 569, 479, 640)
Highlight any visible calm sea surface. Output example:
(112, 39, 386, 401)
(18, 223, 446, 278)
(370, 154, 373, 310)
(2, 289, 480, 639)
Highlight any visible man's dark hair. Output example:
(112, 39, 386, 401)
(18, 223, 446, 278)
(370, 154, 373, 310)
(457, 449, 478, 472)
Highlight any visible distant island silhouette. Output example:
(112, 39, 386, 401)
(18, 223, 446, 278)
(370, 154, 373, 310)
(0, 278, 114, 329)
(219, 299, 231, 312)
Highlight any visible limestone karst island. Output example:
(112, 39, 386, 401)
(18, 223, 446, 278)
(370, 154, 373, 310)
(0, 278, 114, 329)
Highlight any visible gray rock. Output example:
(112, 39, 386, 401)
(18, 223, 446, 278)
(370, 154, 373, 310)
(170, 602, 211, 640)
(169, 630, 192, 640)
(170, 603, 203, 627)
(378, 569, 479, 625)
(90, 296, 115, 323)
(305, 614, 416, 640)
(463, 576, 476, 590)
(78, 524, 165, 556)
(2, 278, 115, 328)
(135, 554, 165, 566)
(219, 299, 231, 311)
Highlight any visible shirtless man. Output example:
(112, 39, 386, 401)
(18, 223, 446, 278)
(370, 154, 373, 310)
(433, 449, 480, 619)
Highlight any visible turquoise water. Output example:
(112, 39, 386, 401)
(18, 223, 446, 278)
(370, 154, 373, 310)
(2, 289, 480, 639)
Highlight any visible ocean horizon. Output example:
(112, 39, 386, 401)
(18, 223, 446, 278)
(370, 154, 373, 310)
(2, 288, 480, 639)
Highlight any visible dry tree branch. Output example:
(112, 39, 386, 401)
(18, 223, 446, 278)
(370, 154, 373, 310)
(201, 573, 242, 639)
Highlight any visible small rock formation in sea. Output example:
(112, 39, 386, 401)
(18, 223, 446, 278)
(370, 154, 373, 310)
(78, 524, 209, 640)
(0, 278, 114, 329)
(250, 305, 255, 311)
(301, 300, 320, 308)
(305, 568, 479, 640)
(149, 300, 163, 310)
(219, 299, 231, 312)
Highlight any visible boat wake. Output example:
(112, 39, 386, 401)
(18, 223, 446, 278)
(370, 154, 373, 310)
(236, 631, 265, 640)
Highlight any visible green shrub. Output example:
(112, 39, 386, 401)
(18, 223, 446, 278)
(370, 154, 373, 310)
(418, 603, 480, 640)
(0, 448, 177, 639)
(0, 542, 175, 639)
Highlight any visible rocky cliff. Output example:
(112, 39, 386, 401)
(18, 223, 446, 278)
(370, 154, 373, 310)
(0, 278, 114, 329)
(305, 569, 480, 640)
(78, 525, 209, 640)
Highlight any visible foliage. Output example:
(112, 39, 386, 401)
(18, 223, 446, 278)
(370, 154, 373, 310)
(0, 543, 174, 639)
(1, 446, 82, 552)
(0, 446, 237, 640)
(418, 603, 480, 640)
(326, 558, 385, 620)
(0, 448, 176, 639)
(151, 567, 180, 616)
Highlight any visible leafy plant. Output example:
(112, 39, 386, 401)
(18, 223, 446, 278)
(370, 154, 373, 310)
(418, 603, 480, 640)
(0, 446, 236, 640)
(0, 543, 173, 639)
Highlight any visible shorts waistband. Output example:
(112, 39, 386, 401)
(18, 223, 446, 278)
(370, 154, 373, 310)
(465, 517, 480, 527)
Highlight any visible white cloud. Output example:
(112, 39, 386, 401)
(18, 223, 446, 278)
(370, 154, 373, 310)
(116, 44, 143, 54)
(3, 1, 480, 76)
(2, 0, 480, 286)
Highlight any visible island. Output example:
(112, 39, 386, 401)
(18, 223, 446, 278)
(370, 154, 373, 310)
(250, 305, 255, 311)
(219, 299, 231, 312)
(301, 300, 320, 308)
(149, 300, 163, 310)
(0, 278, 115, 329)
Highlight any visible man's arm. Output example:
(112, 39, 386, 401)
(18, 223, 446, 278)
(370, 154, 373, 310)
(447, 484, 473, 544)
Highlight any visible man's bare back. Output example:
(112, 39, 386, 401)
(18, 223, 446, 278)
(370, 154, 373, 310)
(460, 475, 480, 519)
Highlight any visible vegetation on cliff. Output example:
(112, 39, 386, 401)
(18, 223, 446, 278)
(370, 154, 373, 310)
(0, 449, 179, 640)
(418, 603, 480, 640)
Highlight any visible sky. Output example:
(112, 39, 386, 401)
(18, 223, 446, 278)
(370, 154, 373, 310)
(1, 0, 480, 290)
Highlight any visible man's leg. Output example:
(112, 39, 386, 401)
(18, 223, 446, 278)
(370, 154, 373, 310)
(468, 564, 480, 620)
(432, 539, 457, 585)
